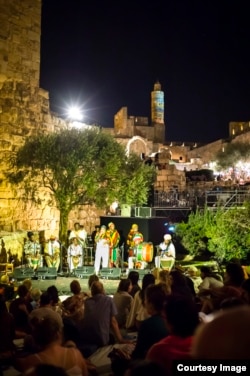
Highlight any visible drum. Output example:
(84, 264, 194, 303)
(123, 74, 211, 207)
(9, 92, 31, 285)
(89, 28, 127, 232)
(136, 242, 153, 262)
(72, 255, 80, 268)
(160, 257, 175, 271)
(31, 256, 40, 269)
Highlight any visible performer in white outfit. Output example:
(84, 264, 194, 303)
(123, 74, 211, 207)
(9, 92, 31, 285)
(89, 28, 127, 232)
(44, 235, 61, 271)
(155, 233, 176, 270)
(68, 222, 87, 248)
(67, 237, 83, 273)
(94, 225, 110, 275)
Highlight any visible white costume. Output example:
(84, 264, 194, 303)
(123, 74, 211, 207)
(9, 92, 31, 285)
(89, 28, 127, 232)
(69, 228, 87, 247)
(155, 234, 175, 269)
(67, 243, 83, 272)
(94, 226, 110, 275)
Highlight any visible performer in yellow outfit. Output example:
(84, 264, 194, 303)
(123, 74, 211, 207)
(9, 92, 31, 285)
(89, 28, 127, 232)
(106, 222, 120, 267)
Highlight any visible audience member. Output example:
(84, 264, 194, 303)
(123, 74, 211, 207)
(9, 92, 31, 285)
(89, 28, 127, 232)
(192, 305, 250, 359)
(9, 284, 33, 338)
(126, 274, 155, 330)
(113, 278, 133, 328)
(78, 281, 128, 357)
(30, 288, 42, 310)
(70, 279, 89, 300)
(15, 316, 88, 375)
(88, 274, 99, 291)
(0, 294, 16, 362)
(128, 271, 141, 298)
(147, 294, 200, 374)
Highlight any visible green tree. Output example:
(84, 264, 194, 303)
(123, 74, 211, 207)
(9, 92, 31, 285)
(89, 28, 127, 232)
(176, 204, 250, 262)
(7, 128, 156, 244)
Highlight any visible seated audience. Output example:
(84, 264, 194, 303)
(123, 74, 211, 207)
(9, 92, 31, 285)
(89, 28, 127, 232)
(0, 294, 16, 363)
(77, 281, 128, 357)
(126, 274, 155, 330)
(9, 284, 33, 338)
(192, 305, 250, 359)
(113, 278, 133, 328)
(146, 294, 200, 374)
(15, 316, 88, 376)
(128, 271, 141, 298)
(70, 279, 89, 300)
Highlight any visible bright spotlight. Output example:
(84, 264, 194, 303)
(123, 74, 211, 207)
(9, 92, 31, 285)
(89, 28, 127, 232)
(67, 106, 83, 121)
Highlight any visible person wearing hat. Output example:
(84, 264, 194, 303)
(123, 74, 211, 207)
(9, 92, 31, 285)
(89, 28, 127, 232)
(106, 222, 120, 267)
(44, 235, 61, 271)
(126, 224, 144, 269)
(23, 231, 41, 270)
(155, 234, 175, 270)
(69, 222, 88, 248)
(94, 225, 110, 275)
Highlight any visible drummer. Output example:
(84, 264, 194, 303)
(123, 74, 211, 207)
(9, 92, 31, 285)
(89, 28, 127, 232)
(67, 237, 83, 273)
(155, 234, 176, 270)
(126, 224, 143, 269)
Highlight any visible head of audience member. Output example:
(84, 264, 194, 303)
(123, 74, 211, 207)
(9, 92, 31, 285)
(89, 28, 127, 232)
(224, 262, 245, 288)
(192, 306, 250, 359)
(124, 359, 166, 376)
(62, 295, 84, 320)
(17, 284, 30, 300)
(47, 285, 60, 305)
(144, 283, 169, 315)
(169, 269, 194, 298)
(91, 281, 105, 296)
(128, 271, 140, 286)
(88, 274, 99, 290)
(31, 316, 63, 349)
(117, 278, 132, 293)
(70, 280, 81, 295)
(22, 279, 33, 292)
(200, 266, 214, 279)
(30, 288, 42, 304)
(39, 291, 52, 307)
(164, 294, 199, 337)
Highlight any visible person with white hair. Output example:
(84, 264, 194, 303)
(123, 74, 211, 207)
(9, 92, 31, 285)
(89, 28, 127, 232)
(155, 234, 176, 270)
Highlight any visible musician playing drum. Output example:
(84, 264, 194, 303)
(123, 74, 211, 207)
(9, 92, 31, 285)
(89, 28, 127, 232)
(155, 233, 176, 270)
(67, 237, 83, 273)
(126, 224, 143, 269)
(44, 235, 61, 271)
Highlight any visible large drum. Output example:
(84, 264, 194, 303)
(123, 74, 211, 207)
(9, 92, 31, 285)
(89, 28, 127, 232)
(136, 242, 153, 262)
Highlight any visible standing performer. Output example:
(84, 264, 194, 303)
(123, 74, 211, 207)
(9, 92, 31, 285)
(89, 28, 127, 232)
(94, 225, 110, 275)
(106, 222, 120, 267)
(126, 224, 143, 269)
(23, 231, 41, 270)
(67, 237, 83, 273)
(155, 233, 176, 270)
(44, 235, 61, 271)
(68, 222, 87, 248)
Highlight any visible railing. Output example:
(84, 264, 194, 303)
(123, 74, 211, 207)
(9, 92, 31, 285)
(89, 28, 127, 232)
(154, 189, 250, 209)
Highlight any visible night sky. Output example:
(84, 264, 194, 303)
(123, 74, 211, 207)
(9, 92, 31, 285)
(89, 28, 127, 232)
(40, 0, 250, 143)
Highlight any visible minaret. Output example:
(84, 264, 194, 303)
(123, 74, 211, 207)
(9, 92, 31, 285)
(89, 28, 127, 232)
(151, 81, 165, 142)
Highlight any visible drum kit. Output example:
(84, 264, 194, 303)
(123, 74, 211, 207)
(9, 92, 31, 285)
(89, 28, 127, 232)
(128, 242, 154, 270)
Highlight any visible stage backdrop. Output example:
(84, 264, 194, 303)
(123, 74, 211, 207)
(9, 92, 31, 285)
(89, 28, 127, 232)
(100, 216, 168, 247)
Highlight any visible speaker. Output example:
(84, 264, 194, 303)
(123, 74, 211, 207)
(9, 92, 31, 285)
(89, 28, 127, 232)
(121, 204, 131, 217)
(74, 266, 95, 278)
(100, 267, 121, 279)
(135, 207, 153, 218)
(13, 267, 35, 281)
(36, 267, 57, 280)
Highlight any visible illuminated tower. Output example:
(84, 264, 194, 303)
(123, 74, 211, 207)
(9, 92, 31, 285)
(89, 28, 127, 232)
(151, 81, 165, 142)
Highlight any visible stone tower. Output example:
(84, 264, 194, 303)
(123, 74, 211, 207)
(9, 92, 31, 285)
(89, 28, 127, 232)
(151, 81, 165, 142)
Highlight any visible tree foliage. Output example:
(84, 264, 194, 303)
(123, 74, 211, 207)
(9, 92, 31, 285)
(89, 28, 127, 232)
(176, 203, 250, 262)
(216, 142, 250, 170)
(7, 128, 156, 243)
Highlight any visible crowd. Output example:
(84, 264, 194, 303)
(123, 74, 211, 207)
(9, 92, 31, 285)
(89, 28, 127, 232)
(1, 256, 250, 376)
